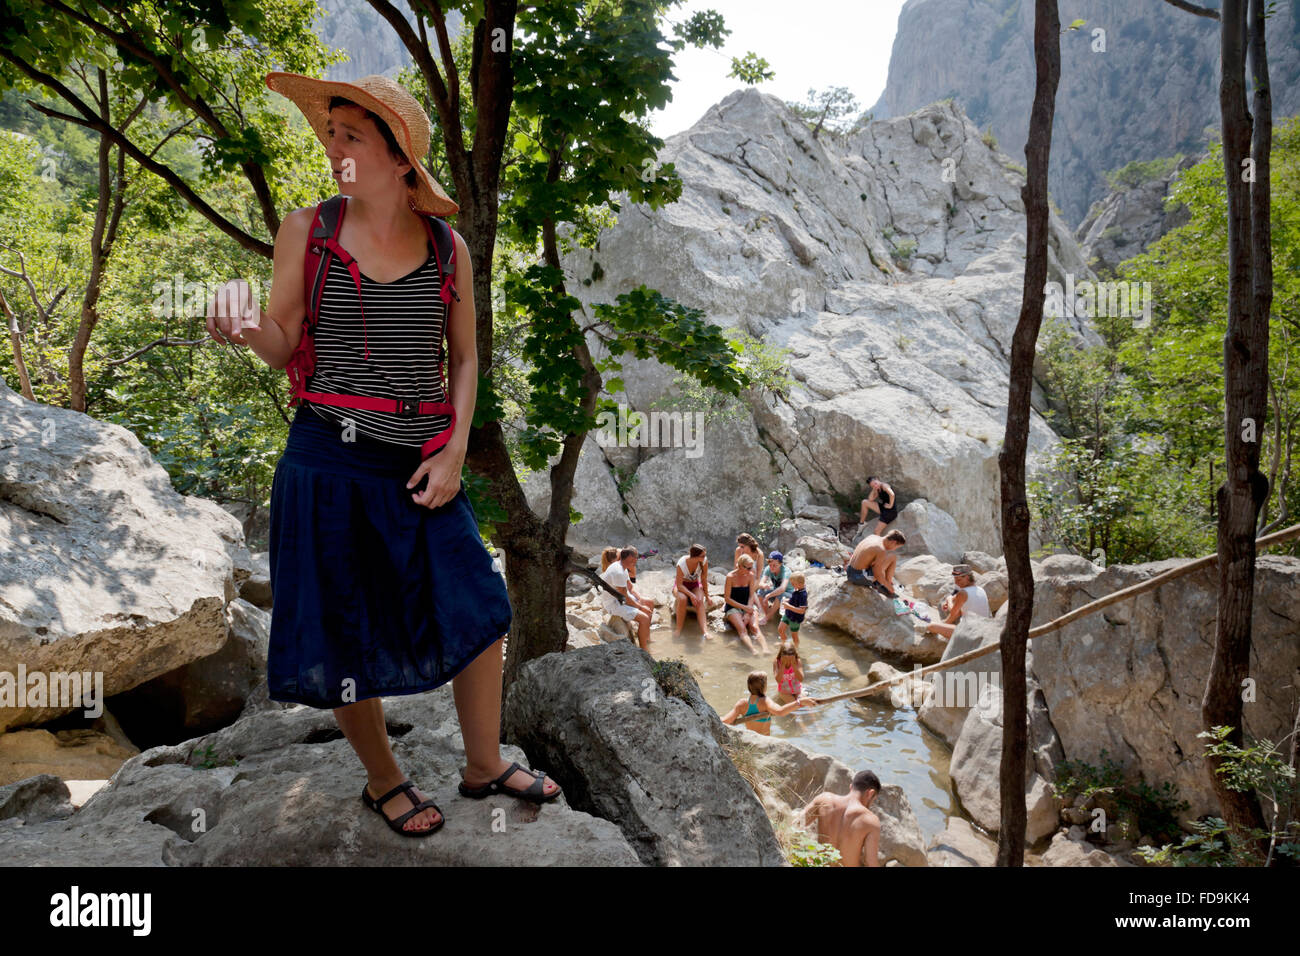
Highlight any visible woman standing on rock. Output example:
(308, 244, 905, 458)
(205, 73, 558, 837)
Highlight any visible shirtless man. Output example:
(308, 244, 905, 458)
(800, 770, 882, 867)
(846, 530, 906, 597)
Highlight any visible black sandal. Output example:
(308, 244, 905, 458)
(458, 761, 562, 804)
(362, 779, 444, 837)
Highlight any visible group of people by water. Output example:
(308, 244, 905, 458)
(587, 477, 993, 866)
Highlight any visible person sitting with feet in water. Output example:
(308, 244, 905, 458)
(916, 564, 991, 640)
(723, 554, 767, 654)
(846, 530, 906, 597)
(720, 670, 815, 736)
(600, 546, 653, 649)
(777, 572, 809, 647)
(800, 770, 883, 867)
(672, 543, 715, 639)
(756, 550, 793, 625)
(859, 476, 899, 536)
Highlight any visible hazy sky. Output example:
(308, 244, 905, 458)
(648, 0, 908, 140)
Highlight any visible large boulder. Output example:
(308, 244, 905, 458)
(0, 688, 638, 866)
(809, 578, 947, 664)
(0, 727, 138, 787)
(502, 642, 784, 866)
(0, 379, 246, 730)
(549, 92, 1096, 559)
(720, 726, 927, 866)
(108, 598, 272, 743)
(884, 499, 963, 563)
(1040, 830, 1127, 867)
(948, 683, 1061, 845)
(1029, 555, 1300, 821)
(926, 816, 998, 867)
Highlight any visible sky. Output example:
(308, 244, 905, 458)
(647, 0, 908, 140)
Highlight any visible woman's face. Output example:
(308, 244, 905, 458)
(325, 105, 410, 196)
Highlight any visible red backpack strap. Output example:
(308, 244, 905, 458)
(286, 198, 341, 407)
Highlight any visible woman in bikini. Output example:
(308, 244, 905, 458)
(720, 671, 815, 736)
(672, 543, 714, 639)
(207, 74, 558, 837)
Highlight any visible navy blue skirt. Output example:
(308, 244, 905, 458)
(266, 406, 512, 708)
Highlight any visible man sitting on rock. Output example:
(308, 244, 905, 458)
(800, 770, 883, 867)
(846, 530, 906, 597)
(915, 564, 991, 640)
(599, 547, 653, 650)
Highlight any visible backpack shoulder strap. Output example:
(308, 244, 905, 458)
(304, 195, 348, 326)
(420, 215, 460, 306)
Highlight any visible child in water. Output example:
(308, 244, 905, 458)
(777, 572, 808, 648)
(720, 671, 816, 736)
(772, 642, 805, 704)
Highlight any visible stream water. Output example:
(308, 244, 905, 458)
(646, 620, 954, 844)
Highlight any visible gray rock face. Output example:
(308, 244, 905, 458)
(0, 773, 74, 823)
(1029, 555, 1300, 821)
(872, 0, 1300, 224)
(1076, 155, 1198, 275)
(888, 499, 963, 563)
(502, 642, 784, 866)
(544, 89, 1096, 561)
(722, 726, 928, 866)
(808, 576, 947, 664)
(0, 379, 246, 730)
(926, 816, 997, 867)
(949, 683, 1060, 844)
(0, 689, 639, 866)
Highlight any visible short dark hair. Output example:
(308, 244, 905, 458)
(884, 529, 907, 544)
(328, 96, 418, 188)
(866, 476, 879, 485)
(851, 770, 881, 793)
(619, 547, 638, 561)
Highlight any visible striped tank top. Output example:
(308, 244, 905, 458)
(304, 237, 452, 448)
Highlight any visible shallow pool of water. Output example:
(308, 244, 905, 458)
(645, 620, 954, 843)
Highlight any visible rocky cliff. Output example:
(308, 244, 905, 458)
(539, 89, 1095, 561)
(871, 0, 1300, 225)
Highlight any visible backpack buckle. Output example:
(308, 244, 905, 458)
(398, 399, 418, 417)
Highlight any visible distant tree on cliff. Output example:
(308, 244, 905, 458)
(785, 85, 865, 139)
(997, 0, 1060, 867)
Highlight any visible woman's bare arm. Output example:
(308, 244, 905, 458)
(239, 206, 312, 369)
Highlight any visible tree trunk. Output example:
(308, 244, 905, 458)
(1, 290, 34, 400)
(499, 518, 572, 691)
(1203, 0, 1269, 847)
(996, 0, 1059, 868)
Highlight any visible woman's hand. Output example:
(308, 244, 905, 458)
(205, 279, 261, 347)
(407, 446, 464, 509)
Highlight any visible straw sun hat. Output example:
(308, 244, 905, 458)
(265, 71, 458, 217)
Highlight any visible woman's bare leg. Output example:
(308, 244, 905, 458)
(454, 636, 559, 796)
(336, 697, 441, 831)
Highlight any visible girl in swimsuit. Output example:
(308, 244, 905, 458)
(772, 642, 805, 704)
(672, 543, 714, 639)
(724, 555, 766, 654)
(720, 671, 815, 736)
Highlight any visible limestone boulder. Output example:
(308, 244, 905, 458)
(888, 499, 963, 563)
(0, 689, 638, 866)
(949, 683, 1060, 844)
(1029, 555, 1300, 821)
(926, 816, 998, 867)
(502, 642, 783, 866)
(0, 379, 246, 730)
(808, 578, 947, 664)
